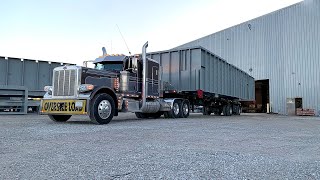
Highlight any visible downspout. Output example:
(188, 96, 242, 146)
(141, 41, 148, 111)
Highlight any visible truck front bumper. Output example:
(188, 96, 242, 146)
(40, 99, 88, 115)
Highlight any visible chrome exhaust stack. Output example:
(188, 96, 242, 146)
(140, 42, 160, 113)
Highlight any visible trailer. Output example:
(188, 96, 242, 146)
(40, 42, 254, 124)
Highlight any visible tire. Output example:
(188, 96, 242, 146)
(135, 112, 143, 118)
(214, 108, 222, 116)
(203, 106, 211, 116)
(89, 93, 115, 124)
(225, 105, 232, 116)
(164, 110, 174, 118)
(222, 105, 228, 116)
(172, 100, 182, 118)
(48, 115, 72, 122)
(181, 100, 190, 118)
(235, 106, 241, 115)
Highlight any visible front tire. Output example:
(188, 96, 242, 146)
(89, 93, 115, 124)
(48, 115, 72, 122)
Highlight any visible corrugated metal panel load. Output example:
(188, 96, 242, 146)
(148, 47, 254, 100)
(0, 56, 73, 96)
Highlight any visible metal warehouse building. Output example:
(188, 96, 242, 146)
(177, 0, 320, 115)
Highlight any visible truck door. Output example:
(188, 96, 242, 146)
(152, 66, 159, 95)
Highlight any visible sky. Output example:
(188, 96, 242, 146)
(0, 0, 302, 65)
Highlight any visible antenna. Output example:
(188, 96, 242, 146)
(116, 24, 131, 55)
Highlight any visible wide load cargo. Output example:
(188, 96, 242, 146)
(148, 46, 254, 100)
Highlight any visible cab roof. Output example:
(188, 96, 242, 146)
(93, 55, 127, 64)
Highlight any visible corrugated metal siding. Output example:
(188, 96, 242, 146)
(0, 57, 73, 92)
(176, 0, 320, 115)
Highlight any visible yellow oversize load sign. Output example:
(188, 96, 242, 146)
(41, 99, 86, 114)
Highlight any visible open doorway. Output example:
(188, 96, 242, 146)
(255, 79, 270, 113)
(241, 79, 270, 113)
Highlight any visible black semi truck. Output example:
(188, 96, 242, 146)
(40, 42, 254, 124)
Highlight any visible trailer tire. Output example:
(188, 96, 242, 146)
(223, 105, 232, 116)
(232, 105, 241, 115)
(181, 100, 190, 118)
(202, 106, 211, 115)
(237, 107, 241, 115)
(226, 105, 232, 116)
(48, 115, 72, 122)
(89, 93, 115, 124)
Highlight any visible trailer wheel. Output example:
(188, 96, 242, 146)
(48, 115, 72, 122)
(181, 100, 190, 118)
(203, 106, 211, 115)
(233, 105, 241, 115)
(223, 105, 232, 116)
(89, 93, 115, 124)
(225, 105, 232, 116)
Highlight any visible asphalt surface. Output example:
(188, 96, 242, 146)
(1, 113, 320, 179)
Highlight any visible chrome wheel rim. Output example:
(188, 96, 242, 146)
(98, 100, 111, 119)
(229, 107, 233, 115)
(173, 103, 180, 115)
(182, 103, 189, 115)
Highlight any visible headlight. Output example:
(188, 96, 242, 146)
(44, 86, 53, 95)
(78, 84, 94, 93)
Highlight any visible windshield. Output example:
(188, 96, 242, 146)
(94, 62, 123, 71)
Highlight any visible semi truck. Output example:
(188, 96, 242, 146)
(40, 42, 254, 124)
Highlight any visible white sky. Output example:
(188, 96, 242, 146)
(0, 0, 302, 65)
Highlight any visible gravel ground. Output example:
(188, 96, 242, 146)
(1, 113, 320, 179)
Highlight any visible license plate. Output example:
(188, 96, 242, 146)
(41, 99, 86, 114)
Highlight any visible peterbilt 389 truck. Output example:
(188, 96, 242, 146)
(40, 42, 254, 124)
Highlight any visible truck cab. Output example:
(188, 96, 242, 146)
(40, 42, 172, 124)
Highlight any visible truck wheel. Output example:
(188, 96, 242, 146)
(164, 111, 173, 118)
(226, 105, 232, 116)
(203, 106, 211, 115)
(135, 112, 143, 118)
(234, 105, 241, 115)
(89, 93, 115, 124)
(48, 115, 72, 122)
(214, 109, 222, 116)
(181, 100, 190, 118)
(222, 105, 231, 116)
(172, 100, 182, 118)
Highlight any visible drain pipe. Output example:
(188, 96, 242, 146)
(141, 41, 148, 111)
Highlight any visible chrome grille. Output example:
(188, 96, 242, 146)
(53, 69, 77, 96)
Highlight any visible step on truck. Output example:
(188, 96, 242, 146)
(40, 42, 254, 124)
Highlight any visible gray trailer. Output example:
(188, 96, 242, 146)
(40, 42, 254, 124)
(0, 57, 74, 114)
(148, 46, 254, 116)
